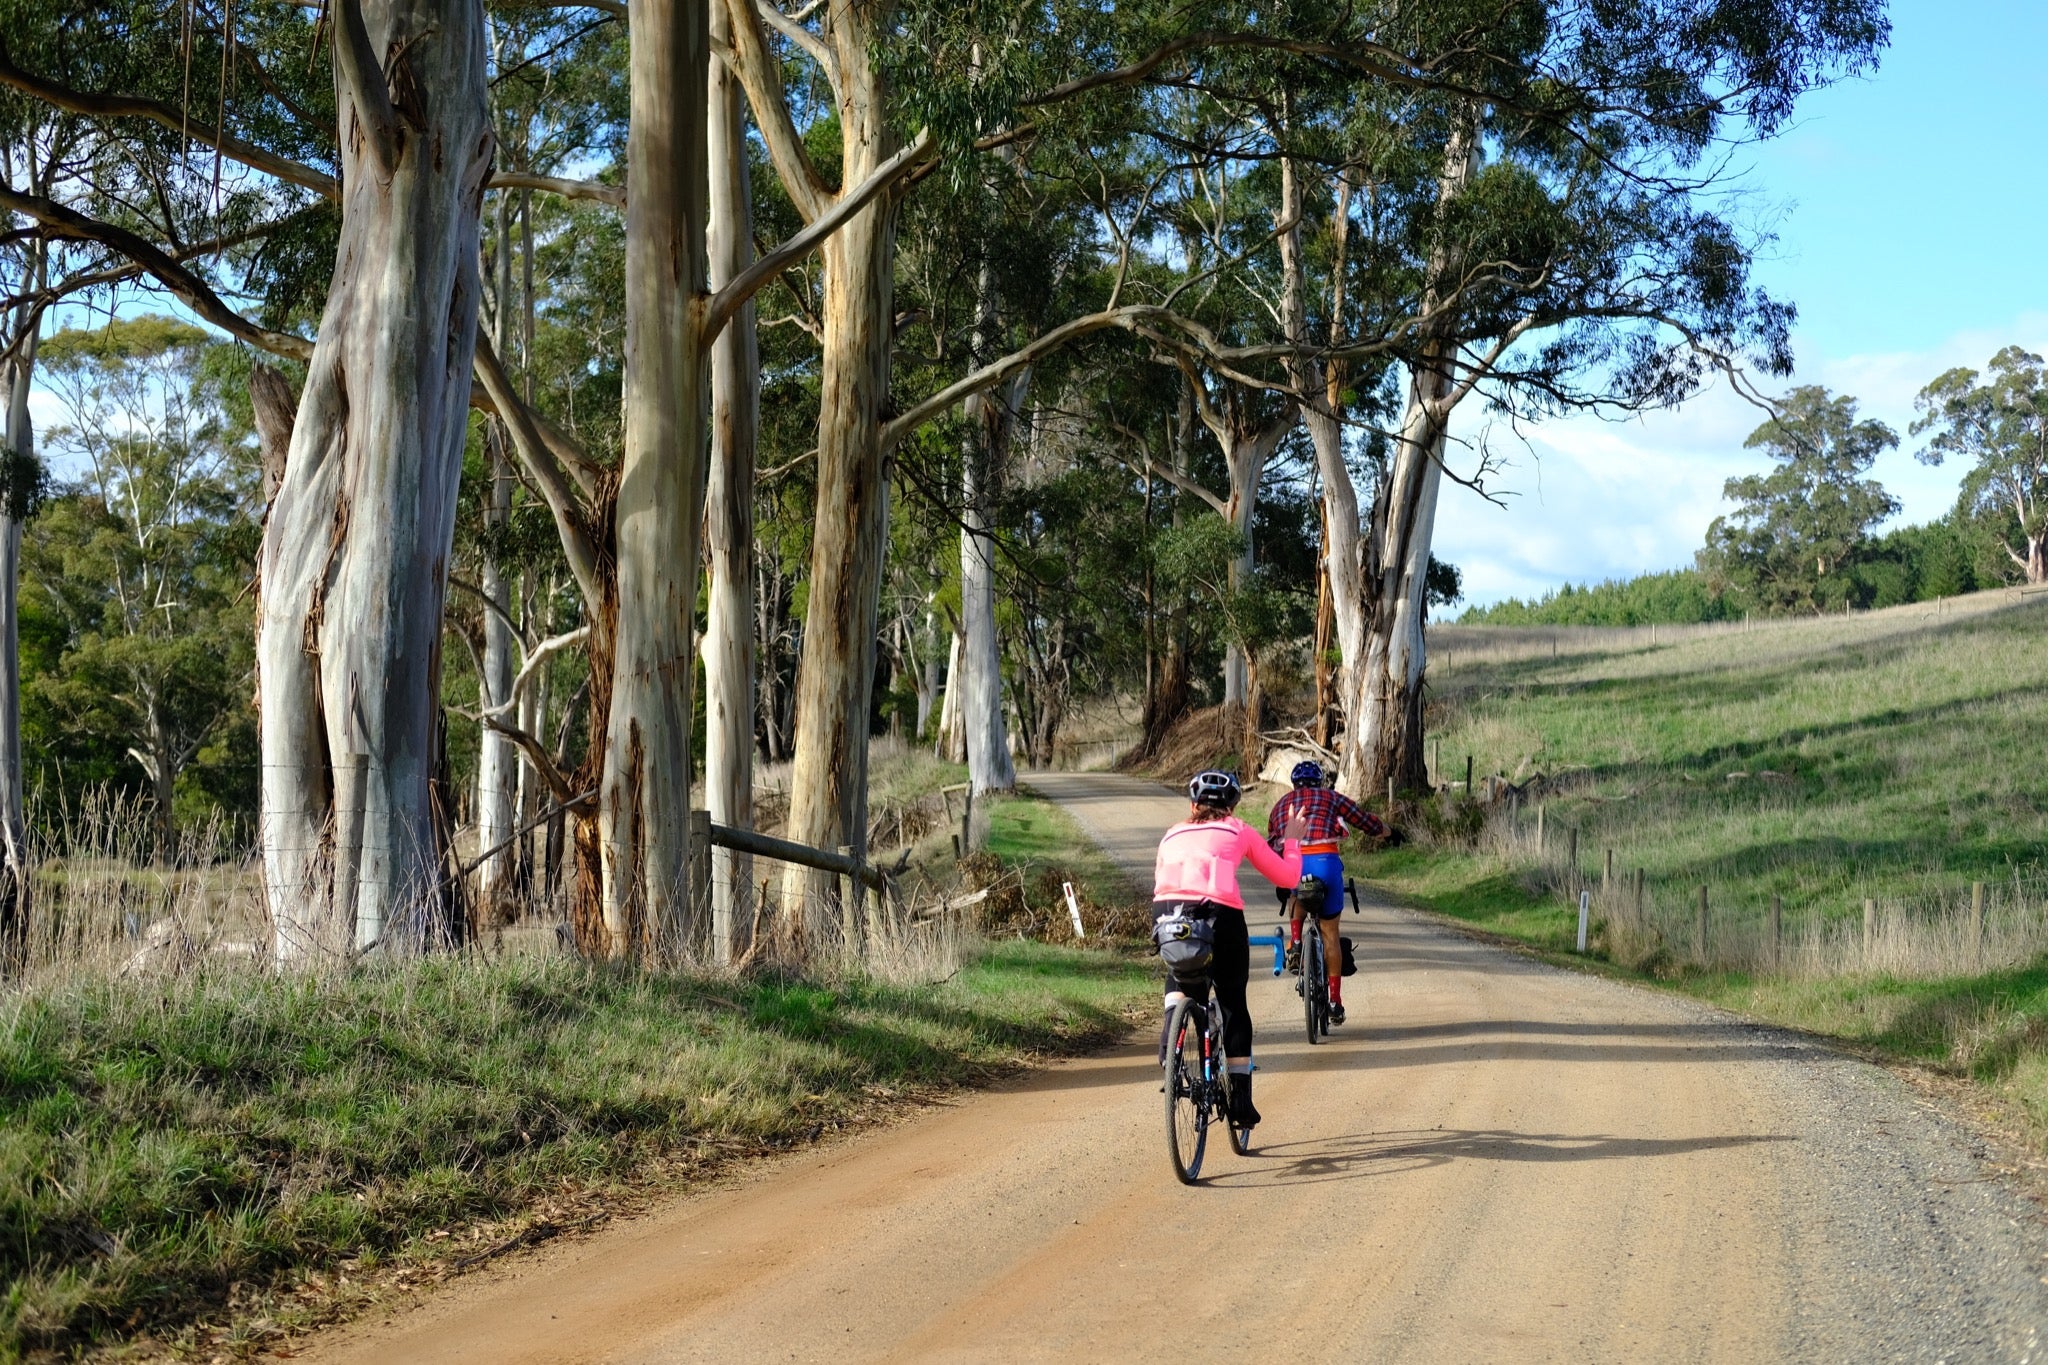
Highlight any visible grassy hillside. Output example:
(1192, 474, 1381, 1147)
(1378, 586, 2048, 1133)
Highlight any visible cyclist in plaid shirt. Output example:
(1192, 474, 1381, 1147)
(1266, 761, 1386, 1025)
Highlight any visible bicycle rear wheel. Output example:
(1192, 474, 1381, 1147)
(1304, 932, 1326, 1044)
(1164, 999, 1208, 1183)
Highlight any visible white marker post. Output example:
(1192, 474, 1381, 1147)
(1577, 890, 1591, 954)
(1063, 881, 1087, 939)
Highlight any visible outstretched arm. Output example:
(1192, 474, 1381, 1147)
(1244, 824, 1303, 888)
(1335, 792, 1388, 840)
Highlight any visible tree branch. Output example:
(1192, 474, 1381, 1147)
(703, 128, 932, 343)
(0, 39, 338, 199)
(489, 169, 623, 209)
(471, 335, 604, 607)
(333, 0, 404, 176)
(722, 0, 830, 221)
(0, 183, 314, 361)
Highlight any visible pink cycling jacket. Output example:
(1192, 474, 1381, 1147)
(1152, 816, 1302, 910)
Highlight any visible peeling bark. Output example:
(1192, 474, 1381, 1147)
(259, 0, 493, 959)
(703, 3, 759, 963)
(597, 0, 711, 960)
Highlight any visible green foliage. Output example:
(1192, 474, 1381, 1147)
(24, 318, 259, 840)
(1912, 346, 2048, 579)
(1462, 569, 1738, 625)
(1704, 386, 1901, 614)
(0, 945, 1150, 1356)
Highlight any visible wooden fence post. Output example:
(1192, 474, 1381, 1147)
(1567, 826, 1579, 897)
(1696, 885, 1709, 963)
(688, 810, 712, 951)
(839, 844, 864, 948)
(961, 787, 975, 854)
(1536, 803, 1546, 852)
(1634, 868, 1645, 921)
(1770, 894, 1782, 972)
(1971, 881, 1986, 967)
(1464, 754, 1474, 798)
(1603, 848, 1614, 897)
(1862, 898, 1876, 959)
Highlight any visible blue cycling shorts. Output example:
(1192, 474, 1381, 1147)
(1298, 853, 1345, 917)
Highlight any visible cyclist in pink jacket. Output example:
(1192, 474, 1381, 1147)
(1152, 769, 1305, 1128)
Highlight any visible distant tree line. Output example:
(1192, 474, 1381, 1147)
(1464, 347, 2048, 625)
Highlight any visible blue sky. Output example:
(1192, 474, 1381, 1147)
(1440, 0, 2048, 607)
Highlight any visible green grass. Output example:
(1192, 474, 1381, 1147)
(982, 791, 1144, 919)
(1423, 594, 2048, 928)
(0, 944, 1150, 1359)
(1370, 591, 2048, 1144)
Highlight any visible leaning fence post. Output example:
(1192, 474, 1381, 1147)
(1696, 885, 1709, 963)
(1971, 881, 1986, 967)
(1770, 893, 1783, 972)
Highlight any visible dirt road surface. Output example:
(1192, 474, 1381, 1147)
(301, 774, 2048, 1363)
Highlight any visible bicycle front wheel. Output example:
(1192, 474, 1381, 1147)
(1164, 999, 1208, 1183)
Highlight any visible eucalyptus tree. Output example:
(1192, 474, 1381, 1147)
(1315, 0, 1892, 796)
(1913, 348, 2048, 585)
(1705, 385, 1899, 613)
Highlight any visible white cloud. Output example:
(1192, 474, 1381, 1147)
(1436, 313, 2048, 607)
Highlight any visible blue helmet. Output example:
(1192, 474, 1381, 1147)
(1290, 760, 1326, 789)
(1187, 769, 1242, 810)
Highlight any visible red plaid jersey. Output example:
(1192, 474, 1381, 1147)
(1267, 786, 1386, 846)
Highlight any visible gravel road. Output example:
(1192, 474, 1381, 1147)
(298, 773, 2048, 1364)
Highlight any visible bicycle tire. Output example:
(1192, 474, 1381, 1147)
(1164, 999, 1208, 1183)
(1304, 930, 1325, 1045)
(1213, 993, 1252, 1155)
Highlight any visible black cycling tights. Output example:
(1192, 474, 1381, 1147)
(1159, 905, 1252, 1058)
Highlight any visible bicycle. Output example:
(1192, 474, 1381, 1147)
(1297, 898, 1330, 1044)
(1163, 977, 1252, 1183)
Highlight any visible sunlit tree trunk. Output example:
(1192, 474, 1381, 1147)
(777, 26, 901, 934)
(476, 192, 518, 914)
(1339, 121, 1477, 799)
(0, 328, 38, 962)
(703, 3, 758, 962)
(958, 262, 1019, 802)
(259, 0, 492, 959)
(596, 0, 711, 959)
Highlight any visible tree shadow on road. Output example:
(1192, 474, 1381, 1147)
(1202, 1128, 1792, 1188)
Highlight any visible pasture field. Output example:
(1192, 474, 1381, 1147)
(1370, 587, 2048, 1135)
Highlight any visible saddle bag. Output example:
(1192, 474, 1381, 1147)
(1151, 908, 1216, 974)
(1339, 936, 1358, 977)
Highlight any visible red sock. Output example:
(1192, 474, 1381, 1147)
(1291, 921, 1302, 946)
(1328, 972, 1342, 1005)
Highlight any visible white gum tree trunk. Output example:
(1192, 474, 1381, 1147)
(476, 200, 517, 911)
(782, 189, 896, 934)
(598, 0, 711, 960)
(259, 0, 492, 960)
(934, 629, 964, 762)
(0, 336, 37, 959)
(958, 262, 1018, 801)
(1338, 121, 1478, 799)
(703, 2, 759, 963)
(1277, 156, 1366, 714)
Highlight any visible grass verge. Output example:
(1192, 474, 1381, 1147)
(1, 943, 1150, 1361)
